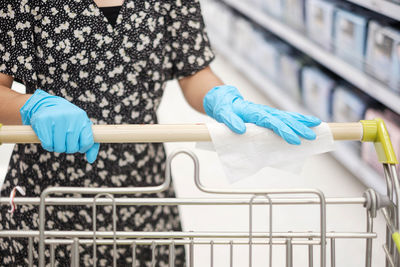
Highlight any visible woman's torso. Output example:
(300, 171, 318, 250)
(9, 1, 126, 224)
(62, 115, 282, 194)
(0, 1, 205, 264)
(28, 0, 176, 124)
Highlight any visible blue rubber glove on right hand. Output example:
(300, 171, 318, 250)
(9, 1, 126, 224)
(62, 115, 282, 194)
(20, 89, 99, 163)
(204, 85, 321, 145)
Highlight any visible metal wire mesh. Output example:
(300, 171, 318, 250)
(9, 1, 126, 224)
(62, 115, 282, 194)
(0, 149, 398, 267)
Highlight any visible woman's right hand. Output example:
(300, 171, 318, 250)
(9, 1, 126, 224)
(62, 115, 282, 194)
(20, 89, 99, 163)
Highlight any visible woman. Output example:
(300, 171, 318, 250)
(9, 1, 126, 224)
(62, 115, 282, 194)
(0, 0, 320, 265)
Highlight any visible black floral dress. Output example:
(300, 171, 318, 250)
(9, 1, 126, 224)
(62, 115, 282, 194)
(0, 0, 214, 266)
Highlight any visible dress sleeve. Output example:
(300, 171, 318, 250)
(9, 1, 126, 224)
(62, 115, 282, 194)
(0, 1, 37, 85)
(166, 0, 215, 80)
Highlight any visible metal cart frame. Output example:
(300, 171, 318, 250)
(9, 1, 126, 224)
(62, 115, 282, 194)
(0, 119, 399, 266)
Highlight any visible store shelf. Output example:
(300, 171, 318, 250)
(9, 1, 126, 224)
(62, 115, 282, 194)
(221, 0, 400, 115)
(211, 46, 308, 115)
(210, 35, 387, 195)
(345, 0, 400, 21)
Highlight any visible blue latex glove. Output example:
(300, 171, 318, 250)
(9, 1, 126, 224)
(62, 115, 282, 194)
(203, 85, 321, 145)
(20, 89, 99, 163)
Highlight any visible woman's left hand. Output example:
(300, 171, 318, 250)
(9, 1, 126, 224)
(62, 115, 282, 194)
(203, 85, 321, 145)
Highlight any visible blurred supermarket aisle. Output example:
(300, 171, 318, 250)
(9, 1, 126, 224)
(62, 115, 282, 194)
(200, 0, 400, 197)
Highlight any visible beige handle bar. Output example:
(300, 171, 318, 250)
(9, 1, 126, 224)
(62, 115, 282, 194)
(0, 123, 362, 144)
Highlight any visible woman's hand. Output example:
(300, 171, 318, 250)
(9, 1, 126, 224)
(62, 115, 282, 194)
(20, 89, 99, 163)
(203, 85, 321, 145)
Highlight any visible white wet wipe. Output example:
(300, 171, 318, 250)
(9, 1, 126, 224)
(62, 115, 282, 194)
(196, 123, 335, 183)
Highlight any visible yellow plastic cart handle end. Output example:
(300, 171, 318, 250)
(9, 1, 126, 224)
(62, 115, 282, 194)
(361, 119, 398, 165)
(392, 232, 400, 254)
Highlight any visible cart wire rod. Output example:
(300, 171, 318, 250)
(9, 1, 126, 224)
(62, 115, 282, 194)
(0, 197, 368, 206)
(15, 238, 358, 246)
(210, 240, 214, 267)
(286, 238, 293, 267)
(384, 165, 395, 267)
(132, 242, 136, 267)
(384, 244, 396, 267)
(389, 165, 400, 239)
(169, 240, 175, 267)
(50, 243, 55, 267)
(0, 230, 377, 239)
(331, 236, 336, 267)
(72, 238, 79, 267)
(384, 164, 400, 265)
(308, 235, 313, 267)
(249, 194, 273, 267)
(366, 210, 374, 267)
(386, 165, 400, 230)
(92, 193, 117, 267)
(229, 240, 233, 267)
(151, 241, 156, 267)
(28, 237, 33, 267)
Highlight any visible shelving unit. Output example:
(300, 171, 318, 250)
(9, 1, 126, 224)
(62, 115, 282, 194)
(221, 0, 400, 115)
(345, 0, 400, 21)
(209, 35, 387, 195)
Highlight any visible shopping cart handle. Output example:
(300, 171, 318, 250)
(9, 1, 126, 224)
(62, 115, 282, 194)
(0, 120, 397, 164)
(0, 122, 363, 143)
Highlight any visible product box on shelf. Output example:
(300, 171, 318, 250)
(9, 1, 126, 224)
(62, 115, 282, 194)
(301, 66, 336, 121)
(361, 108, 400, 175)
(248, 0, 266, 10)
(247, 29, 267, 66)
(392, 42, 400, 92)
(255, 36, 281, 81)
(283, 0, 306, 30)
(366, 21, 400, 91)
(202, 0, 234, 44)
(254, 35, 290, 83)
(279, 52, 305, 103)
(332, 85, 372, 152)
(333, 8, 369, 69)
(232, 16, 257, 56)
(305, 0, 337, 50)
(331, 85, 370, 122)
(263, 0, 284, 18)
(202, 0, 235, 44)
(247, 26, 269, 64)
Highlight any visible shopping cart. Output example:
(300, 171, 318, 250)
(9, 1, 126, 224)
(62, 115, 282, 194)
(0, 119, 399, 267)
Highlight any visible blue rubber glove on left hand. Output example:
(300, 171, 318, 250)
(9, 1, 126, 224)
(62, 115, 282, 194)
(20, 89, 99, 163)
(203, 85, 321, 145)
